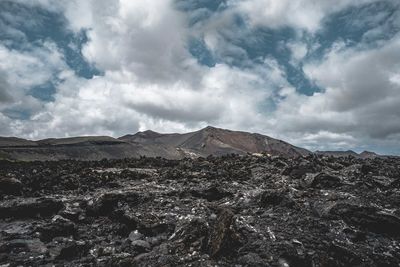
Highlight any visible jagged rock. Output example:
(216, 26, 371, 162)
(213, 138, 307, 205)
(0, 238, 47, 254)
(259, 190, 295, 208)
(0, 154, 399, 266)
(310, 173, 342, 189)
(129, 230, 144, 242)
(190, 185, 233, 201)
(328, 203, 400, 236)
(0, 177, 22, 196)
(48, 239, 88, 260)
(360, 163, 375, 174)
(131, 240, 151, 253)
(170, 218, 209, 250)
(138, 222, 175, 237)
(325, 243, 368, 267)
(208, 208, 242, 258)
(0, 198, 63, 219)
(282, 161, 318, 179)
(87, 191, 142, 216)
(37, 215, 76, 242)
(59, 201, 85, 221)
(239, 252, 265, 266)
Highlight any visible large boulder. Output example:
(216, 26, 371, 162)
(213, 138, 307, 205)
(208, 208, 243, 258)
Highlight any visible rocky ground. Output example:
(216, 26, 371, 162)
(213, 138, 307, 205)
(0, 154, 399, 266)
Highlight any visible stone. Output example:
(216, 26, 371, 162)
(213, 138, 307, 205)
(129, 230, 144, 242)
(0, 177, 22, 196)
(311, 173, 342, 189)
(329, 203, 400, 236)
(190, 185, 233, 201)
(208, 208, 242, 258)
(131, 240, 151, 253)
(259, 190, 295, 208)
(239, 253, 265, 267)
(0, 198, 63, 219)
(37, 215, 76, 242)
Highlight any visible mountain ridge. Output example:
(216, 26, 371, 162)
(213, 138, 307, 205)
(0, 126, 383, 161)
(315, 150, 380, 159)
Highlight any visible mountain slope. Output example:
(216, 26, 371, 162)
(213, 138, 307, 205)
(0, 136, 140, 161)
(120, 126, 310, 158)
(0, 126, 310, 161)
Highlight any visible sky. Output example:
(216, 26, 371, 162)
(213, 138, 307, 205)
(0, 0, 400, 154)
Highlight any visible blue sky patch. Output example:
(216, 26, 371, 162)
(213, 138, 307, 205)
(0, 1, 99, 81)
(3, 108, 31, 120)
(28, 81, 56, 102)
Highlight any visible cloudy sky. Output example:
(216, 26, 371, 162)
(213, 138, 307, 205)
(0, 0, 400, 154)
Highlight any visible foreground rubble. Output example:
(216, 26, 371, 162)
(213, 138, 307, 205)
(0, 154, 399, 266)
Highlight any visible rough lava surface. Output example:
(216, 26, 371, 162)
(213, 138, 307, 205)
(0, 154, 400, 266)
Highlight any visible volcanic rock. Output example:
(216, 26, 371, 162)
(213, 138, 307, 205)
(328, 203, 400, 236)
(37, 215, 76, 242)
(0, 154, 399, 266)
(259, 189, 295, 208)
(0, 177, 22, 196)
(310, 173, 342, 189)
(0, 197, 63, 219)
(208, 208, 242, 258)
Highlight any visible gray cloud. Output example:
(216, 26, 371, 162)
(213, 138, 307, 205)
(0, 0, 400, 156)
(301, 36, 400, 137)
(267, 34, 400, 154)
(0, 70, 13, 103)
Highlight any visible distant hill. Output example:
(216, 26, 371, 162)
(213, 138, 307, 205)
(315, 150, 379, 159)
(0, 137, 38, 147)
(0, 126, 310, 161)
(0, 135, 140, 161)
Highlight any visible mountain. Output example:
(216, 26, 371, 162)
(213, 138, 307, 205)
(359, 151, 379, 159)
(315, 150, 379, 159)
(0, 126, 311, 161)
(0, 135, 141, 161)
(0, 137, 38, 147)
(120, 126, 310, 158)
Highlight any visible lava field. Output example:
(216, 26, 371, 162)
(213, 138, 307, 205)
(0, 154, 400, 266)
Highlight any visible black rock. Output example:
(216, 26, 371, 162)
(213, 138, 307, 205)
(0, 154, 399, 266)
(37, 215, 77, 242)
(131, 240, 151, 253)
(0, 177, 22, 196)
(282, 161, 318, 179)
(208, 208, 242, 258)
(259, 190, 295, 208)
(310, 173, 342, 189)
(326, 243, 368, 267)
(190, 185, 233, 201)
(239, 252, 265, 267)
(0, 197, 63, 219)
(170, 218, 209, 250)
(53, 240, 88, 260)
(329, 203, 400, 236)
(87, 191, 142, 216)
(129, 230, 144, 242)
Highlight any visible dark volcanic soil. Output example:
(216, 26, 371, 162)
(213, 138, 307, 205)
(0, 154, 400, 266)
